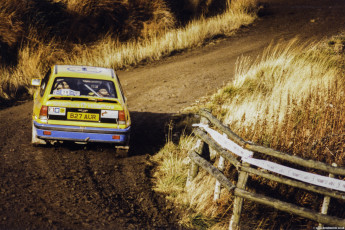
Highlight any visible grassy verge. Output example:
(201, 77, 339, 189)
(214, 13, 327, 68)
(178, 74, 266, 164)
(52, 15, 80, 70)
(152, 36, 345, 228)
(0, 2, 257, 103)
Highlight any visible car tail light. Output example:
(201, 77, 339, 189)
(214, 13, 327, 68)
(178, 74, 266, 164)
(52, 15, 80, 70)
(39, 105, 48, 120)
(118, 110, 126, 125)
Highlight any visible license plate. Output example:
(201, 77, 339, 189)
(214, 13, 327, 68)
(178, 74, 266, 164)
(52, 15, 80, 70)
(67, 112, 99, 121)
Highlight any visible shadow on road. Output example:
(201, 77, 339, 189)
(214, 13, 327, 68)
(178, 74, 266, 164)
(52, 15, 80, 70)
(38, 111, 197, 158)
(129, 111, 199, 156)
(129, 111, 173, 156)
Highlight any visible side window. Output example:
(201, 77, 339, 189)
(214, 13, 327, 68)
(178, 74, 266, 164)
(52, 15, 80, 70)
(40, 69, 51, 97)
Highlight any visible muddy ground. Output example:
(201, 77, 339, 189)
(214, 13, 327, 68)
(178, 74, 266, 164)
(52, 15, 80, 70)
(1, 0, 345, 229)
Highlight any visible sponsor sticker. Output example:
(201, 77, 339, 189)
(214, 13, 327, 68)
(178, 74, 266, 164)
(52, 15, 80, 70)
(101, 110, 118, 119)
(53, 89, 80, 96)
(53, 102, 115, 110)
(48, 107, 66, 116)
(67, 66, 102, 74)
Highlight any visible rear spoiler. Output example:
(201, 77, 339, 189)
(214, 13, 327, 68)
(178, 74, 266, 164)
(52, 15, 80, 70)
(48, 95, 120, 104)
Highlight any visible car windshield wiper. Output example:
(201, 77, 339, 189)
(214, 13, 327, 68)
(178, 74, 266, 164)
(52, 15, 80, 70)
(84, 84, 101, 97)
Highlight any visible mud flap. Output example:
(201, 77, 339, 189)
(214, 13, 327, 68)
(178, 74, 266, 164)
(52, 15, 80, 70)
(32, 122, 47, 146)
(115, 146, 129, 157)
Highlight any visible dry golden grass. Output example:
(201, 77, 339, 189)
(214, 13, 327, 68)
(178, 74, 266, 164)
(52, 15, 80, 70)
(0, 3, 256, 103)
(66, 9, 255, 68)
(230, 0, 258, 13)
(153, 37, 345, 228)
(152, 134, 235, 228)
(0, 11, 22, 47)
(54, 0, 176, 40)
(0, 0, 176, 66)
(0, 0, 24, 66)
(211, 39, 345, 165)
(0, 34, 65, 100)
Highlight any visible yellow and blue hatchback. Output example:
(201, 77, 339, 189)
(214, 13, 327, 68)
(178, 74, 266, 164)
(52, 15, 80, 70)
(31, 65, 131, 155)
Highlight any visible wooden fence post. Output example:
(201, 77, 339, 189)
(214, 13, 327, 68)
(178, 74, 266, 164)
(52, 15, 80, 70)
(186, 139, 203, 187)
(186, 115, 210, 187)
(214, 134, 227, 201)
(229, 162, 250, 230)
(188, 109, 345, 227)
(318, 163, 337, 229)
(214, 155, 225, 201)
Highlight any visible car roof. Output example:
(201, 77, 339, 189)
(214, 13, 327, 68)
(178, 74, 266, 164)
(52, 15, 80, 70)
(53, 65, 116, 79)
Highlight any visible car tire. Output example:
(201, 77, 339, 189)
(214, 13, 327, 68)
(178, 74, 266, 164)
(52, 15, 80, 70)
(32, 122, 47, 145)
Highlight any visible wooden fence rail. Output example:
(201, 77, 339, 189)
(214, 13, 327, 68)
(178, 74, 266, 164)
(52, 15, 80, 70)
(187, 109, 345, 229)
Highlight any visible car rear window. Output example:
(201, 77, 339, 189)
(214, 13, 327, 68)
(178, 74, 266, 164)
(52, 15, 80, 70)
(50, 77, 117, 98)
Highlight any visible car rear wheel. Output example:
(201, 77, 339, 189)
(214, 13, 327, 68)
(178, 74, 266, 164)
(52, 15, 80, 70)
(32, 122, 47, 145)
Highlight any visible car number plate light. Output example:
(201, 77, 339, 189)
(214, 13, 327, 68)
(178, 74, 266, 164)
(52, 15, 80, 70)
(48, 107, 66, 116)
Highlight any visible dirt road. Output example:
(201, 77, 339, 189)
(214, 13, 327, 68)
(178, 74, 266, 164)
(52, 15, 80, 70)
(1, 0, 345, 229)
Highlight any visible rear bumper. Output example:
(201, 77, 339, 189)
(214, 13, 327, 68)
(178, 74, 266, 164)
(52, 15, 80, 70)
(34, 121, 130, 144)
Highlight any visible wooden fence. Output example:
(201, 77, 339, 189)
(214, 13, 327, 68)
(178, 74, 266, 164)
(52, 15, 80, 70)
(186, 109, 345, 229)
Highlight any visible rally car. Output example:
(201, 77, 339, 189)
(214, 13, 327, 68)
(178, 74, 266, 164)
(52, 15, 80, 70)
(31, 65, 131, 155)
